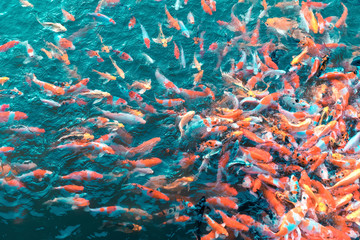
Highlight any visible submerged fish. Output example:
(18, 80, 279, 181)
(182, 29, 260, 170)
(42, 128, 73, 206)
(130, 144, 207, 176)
(36, 17, 67, 32)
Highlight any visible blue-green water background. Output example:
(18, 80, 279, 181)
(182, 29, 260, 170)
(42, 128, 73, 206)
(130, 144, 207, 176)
(1, 0, 360, 239)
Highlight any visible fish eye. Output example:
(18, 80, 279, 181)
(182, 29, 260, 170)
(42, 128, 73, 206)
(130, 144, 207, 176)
(295, 99, 299, 103)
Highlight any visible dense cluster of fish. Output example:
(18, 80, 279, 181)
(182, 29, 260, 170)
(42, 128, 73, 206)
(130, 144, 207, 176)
(2, 0, 360, 239)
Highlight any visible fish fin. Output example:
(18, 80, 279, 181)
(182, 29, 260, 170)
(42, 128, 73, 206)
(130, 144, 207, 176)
(138, 89, 146, 95)
(23, 58, 31, 64)
(166, 36, 173, 42)
(152, 38, 162, 44)
(93, 99, 102, 104)
(35, 55, 43, 61)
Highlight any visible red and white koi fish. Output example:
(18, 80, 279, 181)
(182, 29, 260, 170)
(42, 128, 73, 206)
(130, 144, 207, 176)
(140, 24, 150, 49)
(22, 41, 43, 64)
(155, 69, 180, 94)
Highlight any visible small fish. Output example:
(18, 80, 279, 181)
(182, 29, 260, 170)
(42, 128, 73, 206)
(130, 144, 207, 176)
(109, 56, 125, 79)
(193, 70, 204, 86)
(155, 97, 185, 107)
(180, 44, 186, 68)
(36, 17, 67, 32)
(19, 0, 33, 7)
(127, 79, 151, 94)
(128, 16, 136, 30)
(86, 50, 104, 62)
(0, 40, 20, 52)
(179, 111, 195, 137)
(22, 41, 43, 64)
(192, 54, 202, 71)
(187, 12, 195, 24)
(265, 17, 298, 36)
(113, 50, 133, 61)
(30, 74, 65, 95)
(88, 13, 116, 25)
(55, 36, 75, 50)
(174, 0, 183, 10)
(153, 23, 173, 47)
(208, 42, 218, 51)
(142, 53, 155, 64)
(179, 20, 190, 38)
(92, 69, 117, 83)
(155, 69, 180, 94)
(62, 9, 75, 22)
(140, 24, 150, 49)
(40, 98, 62, 108)
(174, 41, 180, 59)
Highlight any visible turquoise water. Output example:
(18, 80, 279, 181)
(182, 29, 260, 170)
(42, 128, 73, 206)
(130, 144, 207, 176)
(1, 0, 360, 239)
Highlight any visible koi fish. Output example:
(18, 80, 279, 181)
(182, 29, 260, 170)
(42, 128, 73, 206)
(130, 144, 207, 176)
(180, 44, 186, 68)
(155, 69, 180, 94)
(174, 41, 180, 59)
(109, 56, 125, 79)
(19, 0, 33, 7)
(31, 74, 65, 95)
(201, 0, 212, 15)
(56, 36, 75, 50)
(36, 17, 67, 32)
(187, 12, 194, 24)
(61, 9, 75, 22)
(96, 107, 146, 125)
(165, 5, 180, 30)
(113, 50, 133, 61)
(0, 40, 20, 52)
(153, 23, 173, 47)
(131, 183, 170, 201)
(192, 54, 202, 71)
(140, 24, 150, 49)
(155, 97, 185, 107)
(86, 50, 104, 62)
(128, 16, 136, 30)
(22, 41, 43, 64)
(88, 13, 116, 25)
(0, 77, 9, 86)
(335, 2, 348, 28)
(53, 185, 84, 193)
(179, 20, 190, 38)
(92, 69, 116, 83)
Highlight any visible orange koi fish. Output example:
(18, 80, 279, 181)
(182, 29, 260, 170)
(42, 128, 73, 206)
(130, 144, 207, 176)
(61, 9, 75, 22)
(165, 5, 180, 30)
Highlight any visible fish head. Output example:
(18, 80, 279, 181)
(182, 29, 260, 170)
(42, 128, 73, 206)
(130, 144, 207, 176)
(265, 18, 278, 28)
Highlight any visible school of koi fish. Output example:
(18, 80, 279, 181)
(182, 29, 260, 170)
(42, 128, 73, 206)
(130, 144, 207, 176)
(1, 0, 360, 239)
